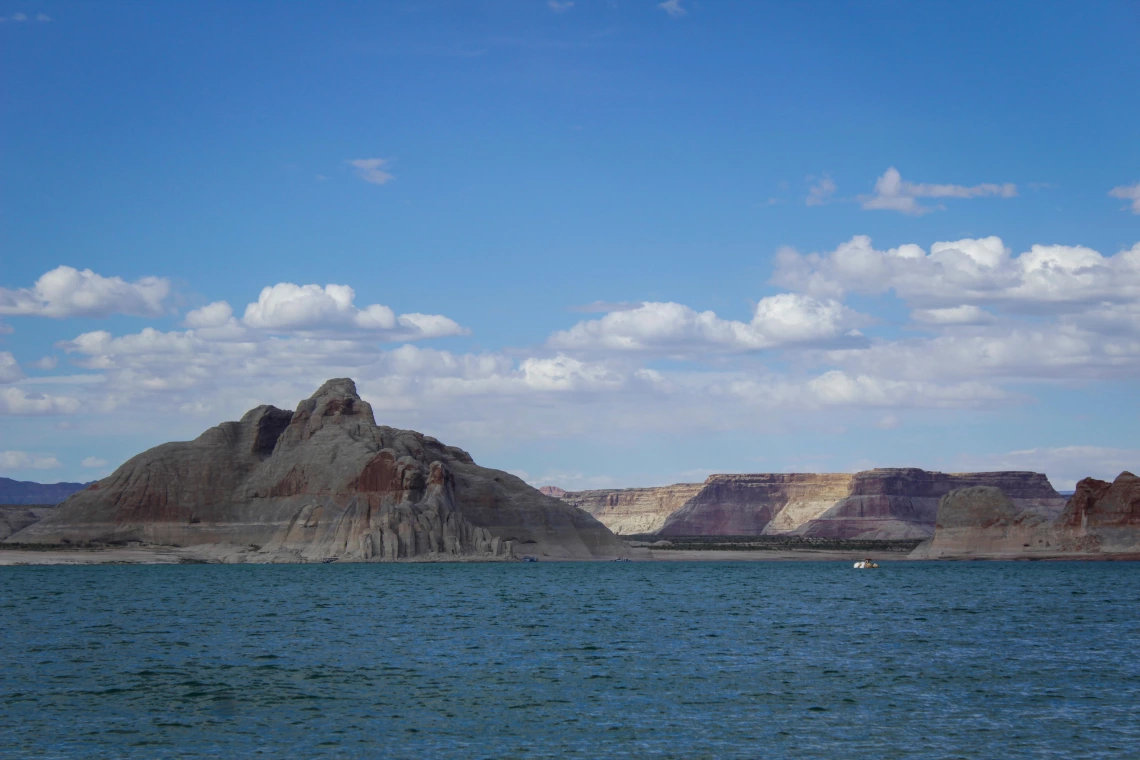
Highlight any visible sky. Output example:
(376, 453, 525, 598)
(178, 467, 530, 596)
(1, 0, 1139, 491)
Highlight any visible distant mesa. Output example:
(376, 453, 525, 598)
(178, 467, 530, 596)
(538, 486, 567, 498)
(7, 378, 627, 562)
(914, 471, 1140, 559)
(555, 469, 1065, 541)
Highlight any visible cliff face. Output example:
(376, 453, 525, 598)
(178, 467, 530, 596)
(561, 484, 704, 535)
(792, 469, 1065, 540)
(915, 471, 1140, 558)
(657, 474, 853, 536)
(645, 468, 1062, 540)
(8, 379, 626, 561)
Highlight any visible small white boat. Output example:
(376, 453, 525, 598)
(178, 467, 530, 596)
(853, 558, 879, 569)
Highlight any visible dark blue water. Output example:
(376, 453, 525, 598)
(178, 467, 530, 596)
(2, 562, 1138, 758)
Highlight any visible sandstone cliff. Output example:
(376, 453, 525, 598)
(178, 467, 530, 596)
(8, 379, 626, 562)
(591, 468, 1065, 540)
(656, 474, 852, 536)
(914, 471, 1140, 558)
(560, 483, 704, 535)
(789, 469, 1065, 540)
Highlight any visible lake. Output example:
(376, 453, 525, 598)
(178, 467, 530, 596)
(2, 561, 1138, 758)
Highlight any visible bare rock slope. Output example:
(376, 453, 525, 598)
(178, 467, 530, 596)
(914, 471, 1140, 558)
(8, 379, 626, 561)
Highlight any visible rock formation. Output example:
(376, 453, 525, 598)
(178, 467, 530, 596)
(0, 477, 91, 505)
(8, 379, 627, 562)
(914, 471, 1140, 558)
(560, 483, 704, 535)
(0, 505, 56, 541)
(788, 469, 1065, 540)
(566, 468, 1064, 540)
(657, 475, 851, 536)
(538, 486, 567, 498)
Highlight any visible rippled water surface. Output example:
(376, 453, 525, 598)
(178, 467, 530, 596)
(2, 561, 1138, 758)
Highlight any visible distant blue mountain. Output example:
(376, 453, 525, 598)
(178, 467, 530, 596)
(0, 477, 92, 505)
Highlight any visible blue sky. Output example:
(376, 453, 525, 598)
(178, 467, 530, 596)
(2, 0, 1138, 490)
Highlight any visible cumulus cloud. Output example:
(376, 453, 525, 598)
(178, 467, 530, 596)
(859, 167, 1016, 215)
(238, 283, 467, 339)
(658, 0, 686, 17)
(0, 451, 62, 471)
(1109, 182, 1140, 214)
(0, 266, 170, 319)
(30, 356, 59, 370)
(549, 294, 868, 354)
(773, 235, 1140, 311)
(0, 352, 24, 384)
(0, 387, 80, 415)
(347, 158, 394, 185)
(805, 175, 836, 206)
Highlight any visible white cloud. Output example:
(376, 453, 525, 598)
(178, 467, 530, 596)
(859, 167, 1017, 215)
(910, 305, 995, 326)
(183, 300, 234, 329)
(10, 12, 27, 21)
(239, 283, 467, 339)
(805, 175, 836, 206)
(30, 356, 59, 370)
(81, 457, 108, 468)
(774, 235, 1140, 312)
(548, 0, 574, 12)
(0, 450, 62, 471)
(347, 158, 394, 185)
(549, 294, 868, 354)
(658, 0, 686, 17)
(0, 266, 170, 319)
(0, 352, 24, 383)
(0, 387, 81, 415)
(1109, 182, 1140, 214)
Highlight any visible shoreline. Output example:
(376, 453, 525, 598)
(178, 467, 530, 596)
(4, 544, 1138, 565)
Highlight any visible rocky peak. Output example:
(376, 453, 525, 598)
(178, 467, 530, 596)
(280, 378, 378, 446)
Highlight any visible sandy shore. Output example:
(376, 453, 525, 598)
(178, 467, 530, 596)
(0, 545, 916, 565)
(0, 546, 192, 565)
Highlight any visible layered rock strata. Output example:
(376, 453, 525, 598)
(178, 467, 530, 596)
(9, 379, 626, 562)
(567, 468, 1065, 540)
(788, 469, 1065, 540)
(560, 484, 704, 535)
(914, 471, 1140, 558)
(656, 474, 852, 536)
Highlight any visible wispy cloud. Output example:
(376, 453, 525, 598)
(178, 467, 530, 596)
(658, 0, 687, 18)
(805, 174, 837, 206)
(347, 158, 394, 185)
(547, 1, 574, 13)
(81, 456, 108, 468)
(0, 450, 62, 471)
(1109, 182, 1140, 215)
(0, 12, 50, 22)
(859, 167, 1017, 215)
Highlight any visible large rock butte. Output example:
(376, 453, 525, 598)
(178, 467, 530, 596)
(561, 469, 1064, 540)
(914, 471, 1140, 558)
(8, 379, 627, 562)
